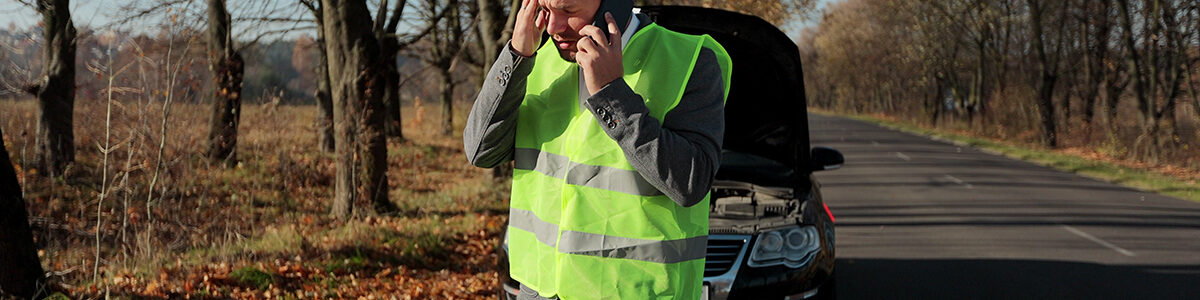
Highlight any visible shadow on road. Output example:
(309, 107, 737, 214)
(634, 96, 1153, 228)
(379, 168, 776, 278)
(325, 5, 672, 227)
(836, 258, 1200, 299)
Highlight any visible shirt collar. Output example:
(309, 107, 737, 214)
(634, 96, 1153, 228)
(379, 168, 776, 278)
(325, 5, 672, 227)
(619, 9, 641, 52)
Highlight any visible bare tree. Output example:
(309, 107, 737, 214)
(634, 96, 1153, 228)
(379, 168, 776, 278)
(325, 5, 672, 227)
(322, 0, 394, 219)
(1115, 0, 1194, 156)
(1028, 0, 1069, 147)
(0, 127, 47, 299)
(375, 0, 447, 140)
(21, 0, 78, 177)
(300, 0, 337, 152)
(414, 0, 470, 136)
(205, 0, 245, 166)
(469, 0, 517, 74)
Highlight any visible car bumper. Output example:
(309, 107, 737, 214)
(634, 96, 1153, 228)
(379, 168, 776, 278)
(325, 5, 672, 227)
(498, 233, 833, 300)
(705, 231, 834, 300)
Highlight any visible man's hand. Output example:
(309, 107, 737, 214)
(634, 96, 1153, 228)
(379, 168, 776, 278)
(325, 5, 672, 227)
(577, 12, 624, 95)
(511, 0, 548, 57)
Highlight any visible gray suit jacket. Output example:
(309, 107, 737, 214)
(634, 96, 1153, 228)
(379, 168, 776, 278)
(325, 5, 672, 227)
(462, 13, 725, 208)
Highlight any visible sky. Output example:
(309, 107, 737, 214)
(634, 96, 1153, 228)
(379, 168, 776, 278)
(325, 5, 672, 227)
(0, 1, 309, 39)
(1, 1, 114, 30)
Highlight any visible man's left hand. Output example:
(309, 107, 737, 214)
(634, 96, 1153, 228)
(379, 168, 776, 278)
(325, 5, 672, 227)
(577, 12, 624, 95)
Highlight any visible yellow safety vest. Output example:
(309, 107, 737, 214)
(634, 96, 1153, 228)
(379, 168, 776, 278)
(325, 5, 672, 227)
(507, 23, 732, 299)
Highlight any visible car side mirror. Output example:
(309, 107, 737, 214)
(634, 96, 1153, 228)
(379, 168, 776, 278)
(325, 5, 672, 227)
(810, 147, 844, 172)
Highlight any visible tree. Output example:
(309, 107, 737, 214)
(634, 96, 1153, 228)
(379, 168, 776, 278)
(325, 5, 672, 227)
(300, 0, 337, 152)
(1027, 0, 1068, 147)
(374, 0, 447, 140)
(322, 0, 395, 219)
(0, 127, 47, 299)
(1115, 0, 1194, 157)
(205, 0, 246, 166)
(25, 0, 77, 177)
(291, 34, 335, 152)
(469, 0, 517, 74)
(1070, 0, 1127, 132)
(413, 0, 470, 136)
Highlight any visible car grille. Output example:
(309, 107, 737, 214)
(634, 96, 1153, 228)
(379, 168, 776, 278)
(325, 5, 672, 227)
(705, 237, 746, 277)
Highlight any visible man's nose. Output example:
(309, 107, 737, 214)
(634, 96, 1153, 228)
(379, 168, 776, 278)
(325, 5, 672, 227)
(545, 12, 569, 36)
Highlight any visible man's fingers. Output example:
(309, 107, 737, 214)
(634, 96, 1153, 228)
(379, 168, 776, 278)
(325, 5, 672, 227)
(519, 0, 531, 18)
(581, 25, 609, 47)
(535, 8, 547, 29)
(525, 0, 537, 14)
(521, 0, 539, 23)
(606, 12, 621, 42)
(577, 36, 596, 54)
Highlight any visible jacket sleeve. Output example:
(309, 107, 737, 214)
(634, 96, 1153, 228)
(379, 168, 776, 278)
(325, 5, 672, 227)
(463, 42, 536, 168)
(582, 48, 725, 207)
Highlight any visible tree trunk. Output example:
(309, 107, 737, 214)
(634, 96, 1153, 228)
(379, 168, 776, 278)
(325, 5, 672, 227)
(33, 0, 76, 177)
(441, 66, 455, 136)
(1028, 0, 1059, 147)
(0, 127, 46, 299)
(475, 0, 515, 70)
(1117, 0, 1158, 150)
(323, 0, 393, 220)
(316, 16, 336, 153)
(379, 32, 405, 139)
(1037, 75, 1059, 147)
(205, 0, 245, 166)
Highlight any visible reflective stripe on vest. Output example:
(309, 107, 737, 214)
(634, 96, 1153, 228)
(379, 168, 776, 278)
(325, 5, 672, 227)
(514, 148, 663, 196)
(508, 22, 732, 300)
(509, 208, 708, 264)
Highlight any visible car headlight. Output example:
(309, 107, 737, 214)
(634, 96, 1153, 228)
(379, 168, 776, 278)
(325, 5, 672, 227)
(747, 225, 821, 268)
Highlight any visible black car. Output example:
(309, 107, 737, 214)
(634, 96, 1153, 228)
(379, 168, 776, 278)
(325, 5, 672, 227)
(500, 6, 842, 300)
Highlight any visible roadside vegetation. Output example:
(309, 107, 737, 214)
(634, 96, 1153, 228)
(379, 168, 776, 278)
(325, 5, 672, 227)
(802, 0, 1199, 202)
(2, 99, 507, 298)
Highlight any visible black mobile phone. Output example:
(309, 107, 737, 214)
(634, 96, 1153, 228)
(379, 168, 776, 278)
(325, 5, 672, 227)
(592, 0, 633, 34)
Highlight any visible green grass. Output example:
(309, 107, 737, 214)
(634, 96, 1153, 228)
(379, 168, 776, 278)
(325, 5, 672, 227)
(43, 292, 71, 300)
(819, 111, 1200, 203)
(230, 266, 275, 290)
(323, 248, 369, 274)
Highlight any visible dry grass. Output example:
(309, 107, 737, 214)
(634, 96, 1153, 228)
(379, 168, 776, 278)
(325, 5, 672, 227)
(1, 97, 507, 299)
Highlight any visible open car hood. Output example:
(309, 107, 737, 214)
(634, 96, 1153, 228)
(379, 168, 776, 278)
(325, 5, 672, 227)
(640, 6, 814, 230)
(640, 6, 812, 178)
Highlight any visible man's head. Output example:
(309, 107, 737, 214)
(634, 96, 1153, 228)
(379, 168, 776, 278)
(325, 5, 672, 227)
(538, 0, 602, 61)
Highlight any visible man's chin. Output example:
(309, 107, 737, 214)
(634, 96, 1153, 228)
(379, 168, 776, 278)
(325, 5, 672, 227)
(556, 47, 577, 62)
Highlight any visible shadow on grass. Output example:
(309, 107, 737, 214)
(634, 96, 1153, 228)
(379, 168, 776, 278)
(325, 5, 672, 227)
(320, 233, 497, 274)
(391, 207, 509, 219)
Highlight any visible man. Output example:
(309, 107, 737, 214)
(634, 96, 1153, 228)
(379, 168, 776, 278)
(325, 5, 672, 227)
(463, 0, 730, 298)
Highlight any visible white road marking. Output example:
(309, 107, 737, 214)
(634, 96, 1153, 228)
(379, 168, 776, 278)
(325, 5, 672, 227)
(1061, 225, 1136, 257)
(894, 152, 911, 161)
(943, 175, 974, 189)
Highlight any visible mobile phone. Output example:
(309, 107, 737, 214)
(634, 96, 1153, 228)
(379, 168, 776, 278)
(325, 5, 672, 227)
(592, 0, 633, 35)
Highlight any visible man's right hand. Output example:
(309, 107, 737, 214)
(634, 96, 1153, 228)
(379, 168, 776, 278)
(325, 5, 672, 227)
(512, 0, 548, 57)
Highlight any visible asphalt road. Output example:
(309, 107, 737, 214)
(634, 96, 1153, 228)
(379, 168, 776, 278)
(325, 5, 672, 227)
(808, 113, 1200, 299)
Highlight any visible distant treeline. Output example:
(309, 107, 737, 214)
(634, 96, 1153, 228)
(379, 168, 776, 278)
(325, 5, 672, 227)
(0, 27, 414, 105)
(802, 0, 1200, 167)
